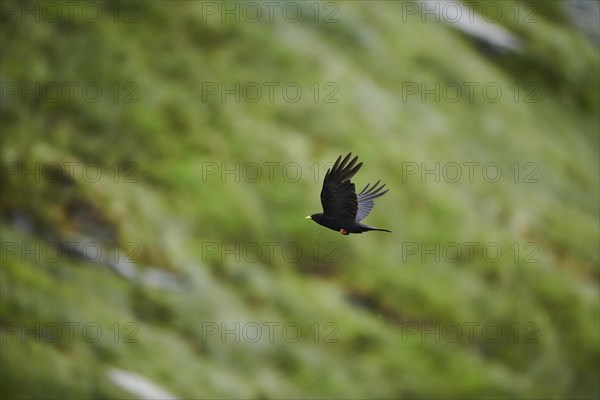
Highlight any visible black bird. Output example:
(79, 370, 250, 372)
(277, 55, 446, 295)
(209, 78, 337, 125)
(306, 153, 392, 235)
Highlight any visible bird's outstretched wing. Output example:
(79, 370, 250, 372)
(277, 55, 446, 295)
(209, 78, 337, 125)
(320, 153, 362, 219)
(356, 180, 389, 222)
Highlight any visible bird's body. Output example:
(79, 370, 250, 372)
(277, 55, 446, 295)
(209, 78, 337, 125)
(306, 153, 391, 235)
(308, 213, 390, 235)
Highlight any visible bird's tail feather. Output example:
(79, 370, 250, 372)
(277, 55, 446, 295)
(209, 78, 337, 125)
(359, 223, 392, 233)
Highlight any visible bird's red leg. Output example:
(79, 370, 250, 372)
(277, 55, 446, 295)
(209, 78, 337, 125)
(339, 228, 348, 235)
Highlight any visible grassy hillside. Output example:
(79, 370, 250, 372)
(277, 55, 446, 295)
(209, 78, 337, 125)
(1, 1, 598, 398)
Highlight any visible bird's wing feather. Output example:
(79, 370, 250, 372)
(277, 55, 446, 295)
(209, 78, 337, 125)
(320, 153, 362, 219)
(356, 180, 389, 222)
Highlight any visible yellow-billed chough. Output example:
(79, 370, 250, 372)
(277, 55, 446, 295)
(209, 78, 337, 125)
(306, 153, 392, 235)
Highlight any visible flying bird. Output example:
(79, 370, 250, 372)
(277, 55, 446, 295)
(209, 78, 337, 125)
(306, 153, 392, 235)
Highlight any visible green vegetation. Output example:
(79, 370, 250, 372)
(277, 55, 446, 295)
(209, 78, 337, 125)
(1, 1, 598, 398)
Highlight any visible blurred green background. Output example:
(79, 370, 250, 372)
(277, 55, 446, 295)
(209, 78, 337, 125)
(1, 0, 599, 398)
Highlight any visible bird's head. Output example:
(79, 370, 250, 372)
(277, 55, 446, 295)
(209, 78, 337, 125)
(305, 213, 324, 224)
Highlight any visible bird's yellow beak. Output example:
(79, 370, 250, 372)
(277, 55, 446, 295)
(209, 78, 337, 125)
(305, 215, 312, 219)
